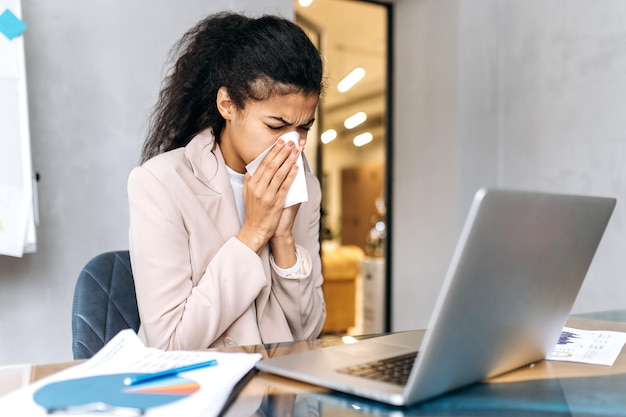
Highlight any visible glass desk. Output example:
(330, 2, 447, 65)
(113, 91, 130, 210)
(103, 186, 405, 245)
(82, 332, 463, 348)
(222, 314, 626, 417)
(2, 314, 626, 416)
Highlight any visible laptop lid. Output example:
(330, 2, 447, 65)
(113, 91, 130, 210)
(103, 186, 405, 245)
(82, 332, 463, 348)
(404, 188, 615, 404)
(256, 188, 616, 406)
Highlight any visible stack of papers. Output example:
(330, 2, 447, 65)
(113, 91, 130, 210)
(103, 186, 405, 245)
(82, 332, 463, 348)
(0, 329, 261, 416)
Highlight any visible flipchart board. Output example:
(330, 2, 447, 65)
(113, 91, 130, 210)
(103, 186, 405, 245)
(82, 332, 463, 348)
(0, 0, 36, 257)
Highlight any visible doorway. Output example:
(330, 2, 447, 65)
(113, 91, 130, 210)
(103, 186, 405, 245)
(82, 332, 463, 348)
(296, 0, 392, 335)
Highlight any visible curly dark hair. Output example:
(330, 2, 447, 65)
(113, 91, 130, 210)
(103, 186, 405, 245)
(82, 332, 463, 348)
(141, 12, 324, 163)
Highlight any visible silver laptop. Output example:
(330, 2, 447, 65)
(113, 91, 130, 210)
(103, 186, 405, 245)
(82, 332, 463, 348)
(255, 188, 616, 406)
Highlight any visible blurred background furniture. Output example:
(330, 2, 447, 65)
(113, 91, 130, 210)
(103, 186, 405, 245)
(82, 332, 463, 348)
(321, 244, 364, 334)
(359, 257, 386, 334)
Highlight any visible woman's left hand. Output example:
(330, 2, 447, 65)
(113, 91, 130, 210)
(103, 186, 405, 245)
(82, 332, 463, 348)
(270, 203, 301, 268)
(270, 139, 306, 267)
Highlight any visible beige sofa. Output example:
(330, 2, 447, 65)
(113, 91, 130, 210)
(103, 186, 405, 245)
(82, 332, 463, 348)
(320, 244, 364, 334)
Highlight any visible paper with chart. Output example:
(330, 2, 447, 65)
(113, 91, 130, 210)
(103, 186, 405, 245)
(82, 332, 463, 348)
(546, 327, 626, 366)
(0, 329, 262, 416)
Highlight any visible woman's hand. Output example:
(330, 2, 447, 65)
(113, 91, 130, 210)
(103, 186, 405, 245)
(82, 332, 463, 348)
(237, 139, 300, 254)
(269, 137, 305, 267)
(270, 202, 301, 268)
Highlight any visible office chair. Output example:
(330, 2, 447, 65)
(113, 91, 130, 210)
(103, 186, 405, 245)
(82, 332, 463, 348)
(71, 250, 140, 359)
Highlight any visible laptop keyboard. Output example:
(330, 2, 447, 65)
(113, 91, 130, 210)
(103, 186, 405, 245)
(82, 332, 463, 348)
(336, 352, 417, 386)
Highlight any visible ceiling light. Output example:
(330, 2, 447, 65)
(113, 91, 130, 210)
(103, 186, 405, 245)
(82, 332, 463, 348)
(299, 0, 314, 7)
(337, 67, 366, 93)
(321, 129, 337, 144)
(344, 111, 367, 129)
(353, 132, 373, 147)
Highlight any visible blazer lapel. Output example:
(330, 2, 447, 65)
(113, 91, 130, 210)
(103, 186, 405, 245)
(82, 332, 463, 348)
(185, 129, 241, 241)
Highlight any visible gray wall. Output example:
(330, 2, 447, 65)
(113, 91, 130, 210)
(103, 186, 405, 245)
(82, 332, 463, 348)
(0, 0, 291, 365)
(392, 0, 626, 331)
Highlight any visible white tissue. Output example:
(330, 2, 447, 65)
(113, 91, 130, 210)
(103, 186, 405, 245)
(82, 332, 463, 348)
(245, 131, 308, 208)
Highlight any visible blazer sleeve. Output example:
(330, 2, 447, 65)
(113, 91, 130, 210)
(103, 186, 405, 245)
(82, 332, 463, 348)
(127, 166, 268, 350)
(260, 172, 326, 341)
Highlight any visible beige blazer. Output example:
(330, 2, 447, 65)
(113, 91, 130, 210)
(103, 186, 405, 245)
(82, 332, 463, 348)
(127, 129, 326, 350)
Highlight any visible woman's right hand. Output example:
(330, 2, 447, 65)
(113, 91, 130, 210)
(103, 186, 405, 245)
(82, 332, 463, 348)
(237, 139, 301, 253)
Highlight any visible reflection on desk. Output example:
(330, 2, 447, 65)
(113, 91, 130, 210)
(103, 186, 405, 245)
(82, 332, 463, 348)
(234, 373, 626, 417)
(223, 315, 626, 417)
(2, 315, 626, 416)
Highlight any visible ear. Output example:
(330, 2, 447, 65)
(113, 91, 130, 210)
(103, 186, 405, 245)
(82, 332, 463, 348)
(216, 87, 234, 120)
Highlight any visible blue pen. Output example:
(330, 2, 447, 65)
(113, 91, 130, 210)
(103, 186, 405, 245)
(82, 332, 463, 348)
(123, 359, 218, 386)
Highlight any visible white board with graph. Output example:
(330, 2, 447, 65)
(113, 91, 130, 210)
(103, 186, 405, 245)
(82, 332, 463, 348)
(0, 0, 36, 257)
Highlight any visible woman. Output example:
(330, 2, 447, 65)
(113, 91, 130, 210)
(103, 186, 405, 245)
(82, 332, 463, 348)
(127, 12, 326, 350)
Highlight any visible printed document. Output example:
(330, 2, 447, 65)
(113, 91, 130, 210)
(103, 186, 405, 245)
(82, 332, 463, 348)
(547, 326, 626, 366)
(0, 329, 261, 416)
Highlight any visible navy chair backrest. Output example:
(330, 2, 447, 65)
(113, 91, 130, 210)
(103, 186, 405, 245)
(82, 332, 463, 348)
(71, 250, 140, 359)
